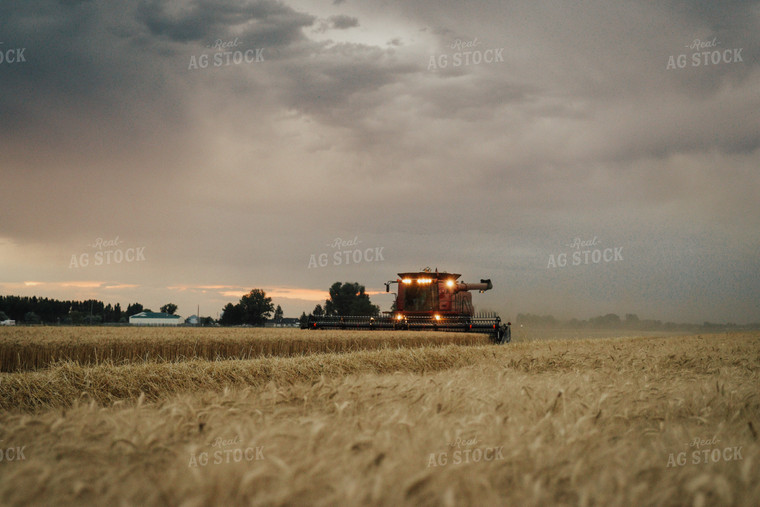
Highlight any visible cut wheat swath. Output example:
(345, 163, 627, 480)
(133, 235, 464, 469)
(0, 326, 490, 372)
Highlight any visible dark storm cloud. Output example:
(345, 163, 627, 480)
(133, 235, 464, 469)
(328, 15, 359, 30)
(136, 0, 315, 45)
(0, 0, 316, 178)
(312, 14, 359, 34)
(271, 42, 417, 121)
(1, 0, 758, 323)
(0, 15, 136, 197)
(412, 0, 760, 165)
(664, 0, 758, 31)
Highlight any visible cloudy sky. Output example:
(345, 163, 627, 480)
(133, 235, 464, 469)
(1, 0, 759, 323)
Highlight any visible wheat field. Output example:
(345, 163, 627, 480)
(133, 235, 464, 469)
(0, 328, 758, 506)
(0, 326, 491, 372)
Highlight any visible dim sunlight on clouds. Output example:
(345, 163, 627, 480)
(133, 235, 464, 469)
(60, 281, 105, 289)
(264, 287, 330, 301)
(167, 284, 328, 302)
(1, 0, 758, 323)
(104, 284, 139, 290)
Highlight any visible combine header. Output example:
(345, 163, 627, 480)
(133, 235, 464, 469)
(305, 268, 511, 344)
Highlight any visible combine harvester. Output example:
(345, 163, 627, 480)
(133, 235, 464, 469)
(305, 268, 511, 344)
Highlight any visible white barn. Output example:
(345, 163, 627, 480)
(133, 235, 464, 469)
(128, 311, 181, 326)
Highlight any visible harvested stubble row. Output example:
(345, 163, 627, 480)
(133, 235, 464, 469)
(0, 326, 490, 372)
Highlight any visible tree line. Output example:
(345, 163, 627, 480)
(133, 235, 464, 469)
(221, 282, 378, 327)
(0, 281, 376, 327)
(297, 282, 380, 326)
(0, 295, 156, 325)
(4, 290, 756, 331)
(219, 289, 280, 326)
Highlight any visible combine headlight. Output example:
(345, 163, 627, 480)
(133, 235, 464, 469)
(446, 280, 455, 288)
(396, 314, 404, 320)
(434, 314, 441, 321)
(417, 278, 432, 284)
(402, 278, 412, 284)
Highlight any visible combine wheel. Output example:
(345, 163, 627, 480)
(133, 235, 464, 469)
(495, 324, 511, 344)
(502, 323, 511, 344)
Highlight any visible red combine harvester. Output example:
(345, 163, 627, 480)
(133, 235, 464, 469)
(305, 268, 511, 344)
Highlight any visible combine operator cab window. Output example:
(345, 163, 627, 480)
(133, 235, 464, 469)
(403, 282, 437, 311)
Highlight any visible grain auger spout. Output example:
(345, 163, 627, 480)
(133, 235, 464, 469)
(455, 279, 493, 293)
(305, 268, 511, 344)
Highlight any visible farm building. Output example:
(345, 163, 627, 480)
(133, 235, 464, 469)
(128, 311, 181, 326)
(265, 318, 300, 328)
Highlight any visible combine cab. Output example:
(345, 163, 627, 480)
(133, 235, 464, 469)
(305, 269, 511, 344)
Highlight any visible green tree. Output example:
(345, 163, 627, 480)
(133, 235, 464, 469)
(126, 303, 144, 316)
(24, 312, 41, 325)
(274, 305, 283, 323)
(69, 310, 84, 325)
(83, 314, 102, 325)
(313, 304, 324, 317)
(104, 304, 114, 322)
(161, 303, 178, 315)
(219, 303, 244, 326)
(624, 314, 640, 328)
(590, 313, 621, 328)
(324, 282, 380, 317)
(240, 289, 274, 326)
